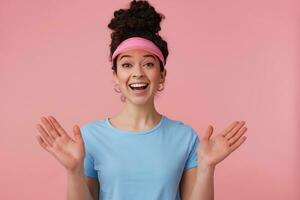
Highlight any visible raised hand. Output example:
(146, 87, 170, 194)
(198, 121, 248, 168)
(36, 116, 85, 172)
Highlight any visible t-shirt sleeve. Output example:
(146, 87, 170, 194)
(80, 125, 98, 179)
(83, 151, 98, 178)
(184, 127, 200, 170)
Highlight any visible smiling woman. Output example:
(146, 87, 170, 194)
(35, 0, 248, 200)
(112, 48, 166, 104)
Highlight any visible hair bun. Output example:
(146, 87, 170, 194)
(108, 0, 165, 34)
(108, 0, 169, 70)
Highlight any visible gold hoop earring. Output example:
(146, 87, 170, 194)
(114, 84, 121, 93)
(157, 83, 164, 92)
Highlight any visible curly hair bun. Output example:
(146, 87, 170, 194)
(108, 0, 169, 72)
(108, 0, 165, 35)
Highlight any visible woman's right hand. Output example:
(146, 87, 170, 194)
(36, 116, 85, 173)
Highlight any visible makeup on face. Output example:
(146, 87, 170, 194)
(116, 50, 161, 97)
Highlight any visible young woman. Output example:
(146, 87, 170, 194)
(35, 1, 248, 200)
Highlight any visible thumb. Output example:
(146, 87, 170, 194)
(73, 125, 83, 143)
(203, 125, 214, 141)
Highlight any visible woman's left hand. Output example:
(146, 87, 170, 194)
(197, 121, 248, 168)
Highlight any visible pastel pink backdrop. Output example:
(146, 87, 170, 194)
(1, 0, 299, 199)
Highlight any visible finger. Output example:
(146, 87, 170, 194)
(229, 136, 247, 153)
(224, 121, 246, 140)
(48, 116, 70, 139)
(49, 116, 72, 139)
(49, 116, 76, 146)
(48, 116, 61, 137)
(41, 116, 59, 139)
(228, 127, 247, 146)
(36, 135, 51, 152)
(36, 124, 54, 147)
(202, 125, 213, 141)
(221, 121, 239, 137)
(73, 125, 83, 143)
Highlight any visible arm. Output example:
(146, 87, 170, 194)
(180, 166, 214, 200)
(191, 165, 215, 200)
(35, 116, 99, 200)
(85, 176, 100, 200)
(67, 165, 99, 200)
(180, 121, 247, 200)
(180, 168, 197, 200)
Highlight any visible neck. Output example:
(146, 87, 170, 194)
(117, 98, 161, 129)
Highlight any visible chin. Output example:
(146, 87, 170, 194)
(125, 93, 155, 105)
(124, 85, 155, 104)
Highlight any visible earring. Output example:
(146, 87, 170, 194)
(114, 84, 126, 102)
(120, 94, 126, 102)
(114, 84, 121, 93)
(157, 83, 164, 92)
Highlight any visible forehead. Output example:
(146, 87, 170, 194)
(118, 49, 157, 61)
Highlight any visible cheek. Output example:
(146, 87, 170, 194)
(150, 72, 162, 84)
(147, 68, 160, 80)
(117, 73, 129, 84)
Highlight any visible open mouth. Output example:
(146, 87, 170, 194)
(128, 83, 149, 90)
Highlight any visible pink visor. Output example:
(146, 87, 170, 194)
(111, 37, 165, 65)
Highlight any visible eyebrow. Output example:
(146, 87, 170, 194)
(119, 54, 157, 61)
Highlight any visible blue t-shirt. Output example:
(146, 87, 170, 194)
(80, 114, 200, 200)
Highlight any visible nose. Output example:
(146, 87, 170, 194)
(132, 65, 145, 78)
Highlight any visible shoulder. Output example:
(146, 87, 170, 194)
(163, 115, 199, 139)
(79, 118, 107, 140)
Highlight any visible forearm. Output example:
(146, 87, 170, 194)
(189, 165, 215, 200)
(67, 166, 94, 200)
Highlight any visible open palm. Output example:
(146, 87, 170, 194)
(198, 121, 248, 167)
(36, 116, 85, 172)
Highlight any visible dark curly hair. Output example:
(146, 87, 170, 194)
(107, 0, 169, 74)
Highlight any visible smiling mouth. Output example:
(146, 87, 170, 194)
(128, 83, 149, 90)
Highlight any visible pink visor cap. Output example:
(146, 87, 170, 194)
(111, 37, 165, 66)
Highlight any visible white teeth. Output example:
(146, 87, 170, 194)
(129, 83, 148, 87)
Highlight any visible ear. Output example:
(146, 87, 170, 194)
(113, 71, 120, 85)
(160, 69, 167, 84)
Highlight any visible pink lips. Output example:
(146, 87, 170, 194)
(129, 84, 149, 95)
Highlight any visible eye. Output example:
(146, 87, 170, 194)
(121, 63, 131, 68)
(144, 62, 154, 67)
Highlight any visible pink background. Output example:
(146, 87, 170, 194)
(1, 0, 299, 199)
